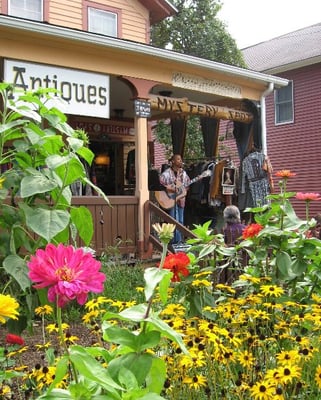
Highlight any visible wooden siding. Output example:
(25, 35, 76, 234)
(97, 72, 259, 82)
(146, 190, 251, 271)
(49, 1, 83, 29)
(265, 63, 321, 219)
(48, 0, 148, 43)
(72, 196, 138, 255)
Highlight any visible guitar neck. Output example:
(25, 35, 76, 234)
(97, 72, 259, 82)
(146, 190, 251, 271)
(186, 175, 203, 187)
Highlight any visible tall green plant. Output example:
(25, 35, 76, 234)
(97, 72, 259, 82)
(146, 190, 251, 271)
(0, 83, 108, 330)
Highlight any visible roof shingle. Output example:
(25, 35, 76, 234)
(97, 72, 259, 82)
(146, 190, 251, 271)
(242, 23, 321, 73)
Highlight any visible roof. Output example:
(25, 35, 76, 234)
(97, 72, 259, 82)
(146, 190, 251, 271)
(138, 0, 177, 24)
(242, 23, 321, 74)
(0, 15, 287, 90)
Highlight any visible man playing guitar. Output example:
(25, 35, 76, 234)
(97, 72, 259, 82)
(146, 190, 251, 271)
(159, 154, 191, 244)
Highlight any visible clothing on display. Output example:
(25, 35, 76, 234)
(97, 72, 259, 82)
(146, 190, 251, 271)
(240, 151, 271, 208)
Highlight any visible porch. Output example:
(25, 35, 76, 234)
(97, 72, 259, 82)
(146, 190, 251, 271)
(72, 195, 196, 258)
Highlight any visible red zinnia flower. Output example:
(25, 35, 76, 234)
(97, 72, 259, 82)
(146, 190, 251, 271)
(6, 333, 24, 346)
(28, 244, 106, 307)
(295, 192, 321, 202)
(161, 252, 190, 282)
(242, 223, 264, 240)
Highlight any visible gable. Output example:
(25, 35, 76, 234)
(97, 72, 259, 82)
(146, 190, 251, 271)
(138, 0, 177, 24)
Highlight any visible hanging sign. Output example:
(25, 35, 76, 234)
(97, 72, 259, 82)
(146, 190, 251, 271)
(3, 59, 110, 118)
(134, 99, 151, 118)
(222, 167, 236, 195)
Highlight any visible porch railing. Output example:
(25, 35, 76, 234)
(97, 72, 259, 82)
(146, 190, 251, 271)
(72, 196, 138, 256)
(144, 200, 197, 253)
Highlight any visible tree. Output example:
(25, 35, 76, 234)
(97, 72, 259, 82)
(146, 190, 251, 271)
(151, 0, 245, 159)
(151, 0, 245, 67)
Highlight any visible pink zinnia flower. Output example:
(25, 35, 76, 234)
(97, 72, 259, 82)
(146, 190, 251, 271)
(28, 244, 106, 307)
(6, 333, 24, 346)
(295, 192, 321, 202)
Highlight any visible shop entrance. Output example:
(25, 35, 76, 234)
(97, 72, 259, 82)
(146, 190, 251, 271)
(90, 141, 135, 195)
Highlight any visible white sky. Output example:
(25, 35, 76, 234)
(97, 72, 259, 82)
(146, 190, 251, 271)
(217, 0, 321, 48)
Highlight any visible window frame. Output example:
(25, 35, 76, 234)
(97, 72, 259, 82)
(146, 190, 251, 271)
(3, 0, 49, 22)
(83, 1, 122, 38)
(274, 80, 294, 125)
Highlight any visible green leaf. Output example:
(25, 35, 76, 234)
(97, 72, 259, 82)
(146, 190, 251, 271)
(37, 389, 72, 399)
(20, 173, 57, 197)
(46, 356, 69, 394)
(199, 244, 216, 259)
(145, 356, 166, 394)
(136, 331, 161, 351)
(103, 326, 138, 350)
(0, 119, 27, 138)
(137, 394, 165, 400)
(9, 103, 42, 122)
(20, 203, 70, 242)
(291, 259, 308, 276)
(104, 304, 148, 322)
(158, 270, 172, 304)
(118, 366, 139, 390)
(46, 154, 72, 170)
(69, 346, 123, 394)
(69, 382, 93, 400)
(76, 146, 95, 165)
(3, 255, 31, 292)
(70, 206, 93, 246)
(276, 251, 293, 279)
(144, 267, 171, 301)
(145, 316, 188, 354)
(52, 225, 70, 244)
(108, 352, 153, 387)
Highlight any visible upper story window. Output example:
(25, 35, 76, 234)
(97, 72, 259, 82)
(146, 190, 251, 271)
(88, 7, 118, 37)
(275, 81, 294, 125)
(8, 0, 43, 21)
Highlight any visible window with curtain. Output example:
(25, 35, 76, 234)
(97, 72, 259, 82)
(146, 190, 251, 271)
(88, 7, 117, 37)
(9, 0, 43, 21)
(275, 81, 294, 124)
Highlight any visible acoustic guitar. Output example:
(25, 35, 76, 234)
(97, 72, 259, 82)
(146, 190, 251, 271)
(155, 170, 211, 210)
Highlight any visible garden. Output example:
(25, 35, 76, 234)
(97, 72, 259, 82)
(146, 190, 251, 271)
(1, 83, 321, 399)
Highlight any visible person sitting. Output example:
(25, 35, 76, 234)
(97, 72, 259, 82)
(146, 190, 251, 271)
(217, 205, 246, 285)
(223, 205, 246, 246)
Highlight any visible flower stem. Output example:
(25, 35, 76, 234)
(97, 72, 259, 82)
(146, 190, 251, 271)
(306, 200, 310, 220)
(56, 300, 78, 383)
(158, 243, 168, 270)
(143, 242, 168, 322)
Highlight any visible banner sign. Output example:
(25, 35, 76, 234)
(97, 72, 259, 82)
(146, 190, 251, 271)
(3, 59, 110, 118)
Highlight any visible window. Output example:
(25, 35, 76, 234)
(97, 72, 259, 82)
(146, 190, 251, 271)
(8, 0, 43, 21)
(88, 7, 117, 37)
(275, 81, 294, 124)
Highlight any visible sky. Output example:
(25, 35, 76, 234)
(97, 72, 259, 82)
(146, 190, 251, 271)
(217, 0, 321, 48)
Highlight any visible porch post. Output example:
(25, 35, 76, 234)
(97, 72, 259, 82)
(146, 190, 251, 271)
(120, 76, 160, 258)
(134, 113, 149, 256)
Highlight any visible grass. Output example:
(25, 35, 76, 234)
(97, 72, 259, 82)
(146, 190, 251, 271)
(101, 261, 145, 302)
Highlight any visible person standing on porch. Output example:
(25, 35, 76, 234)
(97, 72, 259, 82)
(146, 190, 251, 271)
(159, 154, 190, 244)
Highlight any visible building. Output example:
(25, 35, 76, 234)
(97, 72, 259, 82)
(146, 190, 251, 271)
(0, 0, 288, 256)
(243, 23, 321, 218)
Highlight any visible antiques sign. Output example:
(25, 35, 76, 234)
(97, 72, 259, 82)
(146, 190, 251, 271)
(3, 59, 110, 118)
